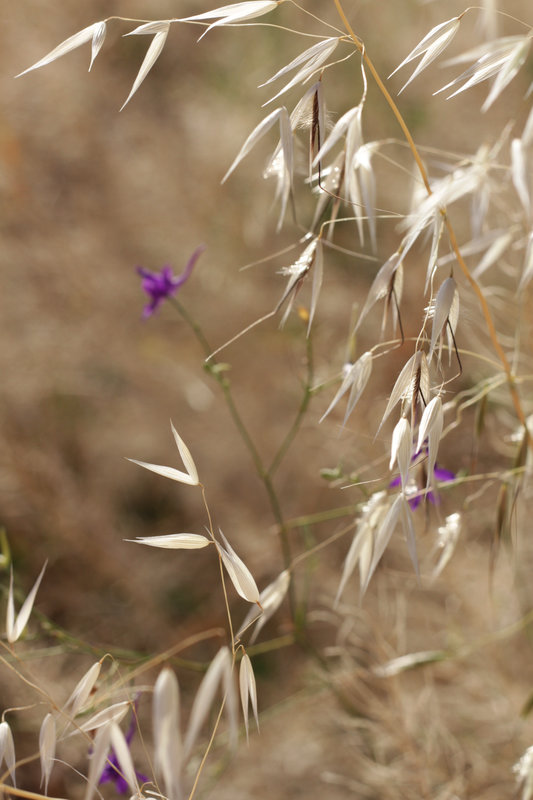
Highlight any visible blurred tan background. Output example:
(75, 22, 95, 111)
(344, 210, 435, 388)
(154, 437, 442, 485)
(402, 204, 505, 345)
(2, 1, 533, 797)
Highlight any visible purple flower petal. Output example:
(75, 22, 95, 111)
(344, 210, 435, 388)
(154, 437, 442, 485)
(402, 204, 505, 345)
(389, 457, 455, 511)
(137, 245, 206, 318)
(433, 465, 455, 483)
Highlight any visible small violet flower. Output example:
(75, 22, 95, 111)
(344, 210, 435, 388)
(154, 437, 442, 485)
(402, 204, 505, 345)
(99, 705, 148, 795)
(390, 450, 455, 510)
(137, 244, 205, 318)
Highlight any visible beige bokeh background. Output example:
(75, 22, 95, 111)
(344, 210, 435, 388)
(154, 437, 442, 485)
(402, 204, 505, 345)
(1, 1, 533, 797)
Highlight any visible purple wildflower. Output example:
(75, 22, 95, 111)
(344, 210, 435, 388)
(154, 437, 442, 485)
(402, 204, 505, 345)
(99, 705, 148, 795)
(390, 452, 455, 510)
(137, 244, 205, 318)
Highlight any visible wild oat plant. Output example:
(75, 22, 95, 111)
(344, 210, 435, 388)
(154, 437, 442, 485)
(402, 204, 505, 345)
(3, 2, 533, 798)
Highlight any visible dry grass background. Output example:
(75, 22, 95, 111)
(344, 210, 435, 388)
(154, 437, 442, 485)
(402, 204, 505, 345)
(1, 1, 533, 797)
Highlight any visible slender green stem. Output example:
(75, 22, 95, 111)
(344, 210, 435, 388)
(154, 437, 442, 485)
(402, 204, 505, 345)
(201, 485, 236, 651)
(170, 298, 265, 476)
(169, 297, 299, 618)
(268, 332, 314, 476)
(188, 691, 228, 800)
(169, 297, 212, 357)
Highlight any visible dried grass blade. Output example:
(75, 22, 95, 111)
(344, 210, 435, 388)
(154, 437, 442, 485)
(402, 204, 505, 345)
(0, 721, 16, 786)
(89, 22, 106, 71)
(237, 569, 290, 642)
(153, 668, 182, 799)
(334, 522, 372, 607)
(218, 531, 260, 604)
(84, 725, 111, 800)
(435, 36, 530, 105)
(6, 571, 14, 643)
(375, 650, 446, 677)
(519, 231, 533, 290)
(127, 459, 198, 486)
(222, 651, 238, 751)
(346, 353, 373, 420)
(184, 647, 230, 760)
(170, 422, 200, 485)
(347, 163, 365, 244)
(109, 722, 138, 793)
(389, 17, 461, 93)
(425, 216, 445, 293)
(378, 351, 422, 432)
(222, 107, 286, 183)
(290, 81, 326, 177)
(432, 513, 461, 579)
(390, 17, 460, 76)
(355, 144, 377, 252)
(239, 654, 259, 741)
(313, 105, 359, 166)
(127, 533, 211, 549)
(260, 38, 338, 88)
(390, 417, 412, 490)
(121, 25, 170, 110)
(356, 252, 401, 332)
(400, 19, 461, 93)
(357, 493, 390, 598)
(361, 495, 402, 596)
(77, 702, 130, 733)
(7, 561, 47, 643)
(429, 277, 457, 361)
(522, 104, 533, 148)
(481, 37, 530, 111)
(473, 229, 514, 279)
(417, 396, 443, 482)
(181, 1, 278, 39)
(511, 139, 530, 215)
(16, 23, 104, 77)
(63, 661, 101, 718)
(182, 1, 277, 23)
(278, 105, 294, 229)
(39, 714, 56, 794)
(262, 38, 339, 105)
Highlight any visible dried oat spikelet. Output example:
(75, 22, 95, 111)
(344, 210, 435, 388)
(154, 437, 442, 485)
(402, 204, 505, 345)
(121, 22, 170, 110)
(153, 668, 182, 800)
(260, 37, 339, 106)
(180, 1, 279, 41)
(0, 721, 16, 787)
(39, 714, 56, 795)
(435, 34, 532, 111)
(390, 416, 412, 491)
(223, 106, 293, 230)
(320, 351, 373, 427)
(127, 533, 211, 549)
(237, 569, 290, 643)
(356, 251, 403, 335)
(16, 21, 106, 77)
(183, 646, 236, 758)
(379, 350, 429, 433)
(334, 491, 390, 605)
(427, 277, 459, 367)
(417, 396, 444, 492)
(128, 422, 200, 487)
(217, 530, 260, 605)
(239, 653, 259, 741)
(63, 661, 102, 718)
(389, 15, 463, 94)
(6, 562, 47, 644)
